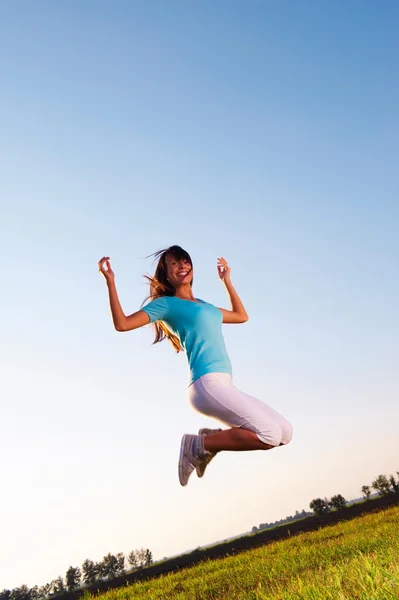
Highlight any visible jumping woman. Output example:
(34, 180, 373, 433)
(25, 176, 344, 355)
(98, 246, 293, 486)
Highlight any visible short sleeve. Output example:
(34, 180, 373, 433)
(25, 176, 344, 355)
(141, 297, 169, 323)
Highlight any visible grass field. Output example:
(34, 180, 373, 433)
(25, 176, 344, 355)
(89, 505, 399, 599)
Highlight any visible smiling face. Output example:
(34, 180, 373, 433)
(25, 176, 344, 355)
(165, 252, 193, 289)
(150, 245, 194, 297)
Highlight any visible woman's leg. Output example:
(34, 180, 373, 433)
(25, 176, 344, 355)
(189, 373, 293, 451)
(204, 427, 274, 453)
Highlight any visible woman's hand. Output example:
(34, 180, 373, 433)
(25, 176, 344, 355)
(98, 256, 115, 283)
(217, 257, 231, 282)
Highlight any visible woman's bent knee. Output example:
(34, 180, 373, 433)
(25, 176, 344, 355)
(256, 424, 283, 447)
(280, 421, 293, 445)
(256, 418, 293, 448)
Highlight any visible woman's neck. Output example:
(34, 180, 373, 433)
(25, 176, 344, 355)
(175, 285, 195, 300)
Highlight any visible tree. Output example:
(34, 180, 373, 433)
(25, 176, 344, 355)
(389, 475, 399, 493)
(37, 585, 51, 599)
(0, 591, 11, 600)
(144, 549, 153, 566)
(329, 494, 347, 510)
(127, 551, 138, 569)
(309, 498, 330, 516)
(114, 553, 125, 576)
(65, 567, 81, 592)
(361, 485, 371, 501)
(50, 578, 65, 596)
(135, 549, 147, 568)
(372, 474, 391, 496)
(82, 560, 98, 585)
(10, 586, 31, 600)
(100, 554, 119, 579)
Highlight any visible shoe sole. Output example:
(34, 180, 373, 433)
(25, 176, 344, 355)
(179, 434, 188, 486)
(179, 434, 196, 486)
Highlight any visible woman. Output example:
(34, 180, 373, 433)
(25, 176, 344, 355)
(98, 245, 293, 487)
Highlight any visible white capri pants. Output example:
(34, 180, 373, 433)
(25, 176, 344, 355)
(188, 373, 293, 447)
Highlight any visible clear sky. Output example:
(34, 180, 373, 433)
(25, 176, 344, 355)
(1, 0, 398, 590)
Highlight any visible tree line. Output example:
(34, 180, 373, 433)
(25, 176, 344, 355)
(251, 470, 399, 527)
(1, 548, 153, 600)
(309, 471, 399, 516)
(251, 508, 313, 533)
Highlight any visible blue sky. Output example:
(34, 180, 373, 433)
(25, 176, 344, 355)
(1, 0, 398, 589)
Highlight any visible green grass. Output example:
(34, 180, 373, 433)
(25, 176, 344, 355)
(90, 506, 399, 599)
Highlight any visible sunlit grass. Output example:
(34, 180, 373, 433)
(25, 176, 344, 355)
(88, 505, 399, 599)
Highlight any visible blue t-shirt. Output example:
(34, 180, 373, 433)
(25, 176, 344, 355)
(141, 296, 232, 385)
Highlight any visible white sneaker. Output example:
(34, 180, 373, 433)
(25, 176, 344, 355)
(196, 428, 222, 478)
(178, 434, 202, 486)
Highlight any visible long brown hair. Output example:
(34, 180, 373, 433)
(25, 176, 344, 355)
(143, 245, 193, 352)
